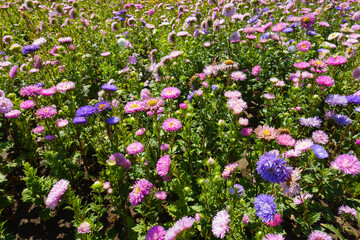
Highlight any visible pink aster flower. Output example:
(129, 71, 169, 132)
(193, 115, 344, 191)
(231, 71, 247, 81)
(33, 126, 45, 134)
(146, 225, 166, 240)
(308, 230, 332, 240)
(224, 90, 242, 99)
(222, 162, 238, 179)
(283, 149, 302, 158)
(265, 214, 283, 227)
(162, 118, 182, 132)
(242, 214, 250, 224)
(294, 193, 313, 205)
(263, 233, 285, 240)
(165, 216, 195, 240)
(161, 87, 180, 99)
(255, 125, 277, 141)
(161, 143, 169, 151)
(238, 117, 249, 126)
(338, 205, 357, 219)
(20, 85, 42, 97)
(155, 191, 167, 200)
(135, 128, 146, 136)
(240, 128, 252, 136)
(36, 106, 57, 119)
(129, 179, 153, 206)
(227, 98, 247, 114)
(272, 22, 288, 32)
(212, 210, 230, 239)
(316, 75, 334, 87)
(20, 100, 35, 109)
(252, 65, 261, 76)
(280, 167, 302, 197)
(156, 155, 171, 176)
(45, 179, 70, 209)
(39, 87, 57, 96)
(331, 154, 360, 175)
(326, 55, 347, 66)
(294, 62, 311, 69)
(297, 41, 311, 52)
(78, 221, 91, 234)
(124, 100, 145, 114)
(56, 118, 69, 128)
(4, 110, 21, 118)
(126, 142, 144, 156)
(295, 139, 314, 152)
(56, 81, 75, 93)
(276, 134, 295, 147)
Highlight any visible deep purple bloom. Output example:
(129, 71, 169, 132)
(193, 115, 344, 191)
(254, 194, 277, 222)
(256, 152, 293, 183)
(94, 100, 111, 113)
(73, 116, 87, 124)
(102, 84, 118, 91)
(107, 116, 119, 124)
(333, 114, 352, 127)
(346, 95, 360, 104)
(22, 45, 39, 54)
(76, 105, 96, 117)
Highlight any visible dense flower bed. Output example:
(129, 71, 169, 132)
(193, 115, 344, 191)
(1, 0, 360, 239)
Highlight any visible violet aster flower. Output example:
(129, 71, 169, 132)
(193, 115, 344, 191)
(300, 14, 315, 29)
(107, 116, 119, 124)
(333, 114, 352, 127)
(9, 65, 18, 78)
(256, 152, 293, 183)
(94, 100, 111, 113)
(22, 45, 39, 54)
(299, 116, 322, 128)
(233, 184, 245, 197)
(325, 94, 348, 106)
(212, 210, 230, 239)
(165, 216, 195, 240)
(76, 105, 96, 117)
(0, 97, 14, 114)
(162, 118, 182, 132)
(129, 179, 153, 206)
(229, 32, 240, 43)
(312, 144, 329, 159)
(308, 230, 332, 240)
(146, 225, 166, 240)
(73, 116, 87, 124)
(254, 194, 277, 222)
(161, 87, 180, 99)
(45, 179, 70, 209)
(331, 154, 360, 175)
(346, 95, 360, 104)
(156, 155, 171, 176)
(222, 162, 238, 179)
(36, 106, 57, 119)
(126, 142, 144, 156)
(102, 84, 117, 91)
(155, 191, 167, 200)
(78, 221, 91, 234)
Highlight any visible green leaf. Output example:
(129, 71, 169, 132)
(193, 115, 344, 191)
(357, 208, 360, 229)
(0, 173, 6, 184)
(309, 212, 321, 226)
(321, 224, 345, 240)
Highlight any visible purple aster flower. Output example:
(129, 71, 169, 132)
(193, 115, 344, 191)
(9, 65, 18, 78)
(73, 116, 87, 124)
(212, 210, 230, 239)
(222, 162, 238, 179)
(0, 97, 14, 114)
(346, 95, 360, 104)
(212, 85, 219, 91)
(229, 32, 240, 43)
(187, 90, 196, 101)
(129, 56, 137, 65)
(299, 116, 322, 128)
(326, 94, 348, 106)
(333, 114, 352, 127)
(308, 230, 332, 240)
(36, 106, 57, 119)
(94, 100, 111, 113)
(126, 142, 144, 156)
(165, 216, 195, 240)
(22, 45, 39, 54)
(312, 144, 329, 159)
(102, 84, 117, 91)
(107, 116, 119, 124)
(146, 225, 166, 240)
(256, 152, 293, 183)
(45, 179, 70, 209)
(254, 194, 277, 222)
(300, 14, 315, 29)
(222, 3, 236, 17)
(156, 155, 171, 176)
(339, 205, 357, 219)
(76, 105, 96, 117)
(233, 184, 245, 197)
(129, 179, 153, 206)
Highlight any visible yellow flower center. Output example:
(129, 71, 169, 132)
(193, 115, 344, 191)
(99, 104, 107, 110)
(224, 60, 234, 65)
(302, 17, 310, 23)
(315, 61, 322, 65)
(135, 187, 141, 194)
(148, 99, 158, 106)
(263, 130, 270, 136)
(131, 104, 139, 109)
(169, 122, 174, 127)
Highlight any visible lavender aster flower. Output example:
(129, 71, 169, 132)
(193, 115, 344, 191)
(212, 210, 230, 239)
(326, 94, 348, 106)
(333, 114, 352, 127)
(102, 84, 117, 91)
(165, 216, 195, 240)
(0, 97, 14, 114)
(45, 179, 70, 210)
(146, 225, 166, 240)
(73, 116, 87, 124)
(346, 95, 360, 104)
(107, 116, 119, 124)
(254, 194, 277, 222)
(22, 45, 39, 54)
(312, 144, 329, 159)
(256, 152, 293, 183)
(299, 116, 322, 127)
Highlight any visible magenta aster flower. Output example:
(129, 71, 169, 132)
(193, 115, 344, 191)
(155, 191, 167, 200)
(308, 230, 332, 240)
(126, 142, 144, 156)
(294, 62, 311, 69)
(161, 87, 180, 99)
(45, 179, 70, 210)
(156, 155, 171, 176)
(212, 210, 230, 239)
(326, 55, 347, 66)
(129, 179, 153, 206)
(331, 154, 360, 175)
(146, 225, 166, 240)
(20, 100, 35, 109)
(124, 100, 145, 114)
(39, 87, 57, 96)
(276, 134, 295, 147)
(19, 85, 42, 97)
(4, 110, 21, 118)
(301, 14, 315, 29)
(78, 221, 91, 234)
(165, 216, 194, 240)
(162, 118, 182, 132)
(263, 234, 285, 240)
(316, 75, 334, 87)
(252, 65, 261, 76)
(265, 214, 283, 227)
(33, 126, 45, 134)
(222, 162, 238, 179)
(297, 41, 311, 52)
(36, 106, 57, 119)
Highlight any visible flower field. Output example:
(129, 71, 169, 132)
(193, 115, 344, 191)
(1, 0, 360, 239)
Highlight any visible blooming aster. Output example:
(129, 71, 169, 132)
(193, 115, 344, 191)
(331, 154, 360, 175)
(333, 114, 352, 127)
(222, 162, 238, 179)
(280, 167, 302, 197)
(162, 118, 182, 132)
(45, 179, 70, 209)
(0, 97, 13, 114)
(165, 216, 195, 240)
(299, 116, 322, 128)
(126, 142, 144, 156)
(295, 139, 314, 152)
(263, 233, 285, 240)
(222, 3, 236, 17)
(256, 152, 293, 183)
(312, 130, 329, 144)
(56, 81, 75, 93)
(254, 125, 277, 141)
(212, 210, 230, 239)
(308, 230, 332, 240)
(124, 100, 145, 114)
(156, 155, 171, 176)
(129, 179, 153, 206)
(338, 205, 357, 219)
(231, 71, 246, 81)
(297, 41, 311, 52)
(36, 106, 57, 119)
(78, 221, 91, 234)
(276, 134, 295, 147)
(301, 14, 315, 29)
(76, 105, 96, 117)
(265, 214, 283, 227)
(254, 194, 277, 222)
(161, 87, 180, 99)
(146, 225, 166, 240)
(312, 144, 329, 159)
(294, 193, 313, 205)
(316, 75, 334, 87)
